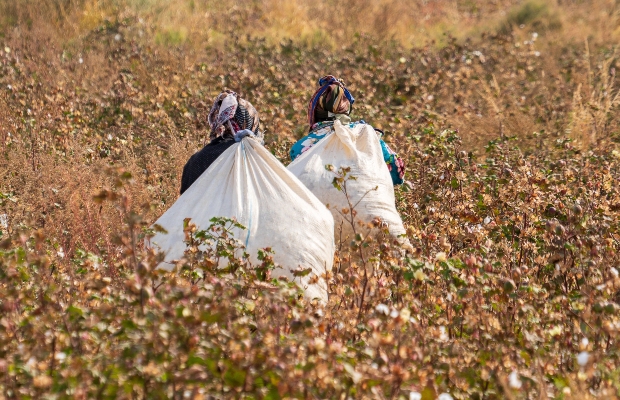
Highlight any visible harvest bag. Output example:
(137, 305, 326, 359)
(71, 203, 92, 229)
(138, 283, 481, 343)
(150, 137, 335, 302)
(288, 121, 410, 249)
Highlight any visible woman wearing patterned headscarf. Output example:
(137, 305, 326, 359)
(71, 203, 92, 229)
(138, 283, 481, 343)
(180, 90, 261, 194)
(290, 75, 405, 185)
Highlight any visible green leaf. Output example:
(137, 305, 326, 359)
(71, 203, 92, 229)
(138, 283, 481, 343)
(223, 365, 246, 387)
(451, 177, 459, 189)
(121, 319, 137, 330)
(580, 321, 588, 335)
(67, 305, 84, 320)
(265, 385, 281, 400)
(421, 386, 436, 400)
(332, 177, 342, 191)
(520, 350, 531, 367)
(291, 267, 312, 277)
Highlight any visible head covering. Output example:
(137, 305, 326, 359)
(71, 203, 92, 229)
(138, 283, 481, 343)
(208, 90, 260, 139)
(307, 75, 355, 127)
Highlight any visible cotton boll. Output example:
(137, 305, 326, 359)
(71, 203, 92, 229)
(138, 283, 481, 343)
(413, 269, 426, 281)
(25, 357, 37, 370)
(409, 392, 422, 400)
(313, 338, 325, 351)
(509, 371, 522, 389)
(439, 326, 449, 341)
(375, 304, 389, 315)
(435, 252, 447, 262)
(548, 325, 562, 336)
(438, 393, 454, 400)
(343, 363, 362, 383)
(577, 351, 590, 366)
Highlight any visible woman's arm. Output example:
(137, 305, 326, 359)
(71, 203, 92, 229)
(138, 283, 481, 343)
(180, 162, 191, 195)
(375, 129, 405, 185)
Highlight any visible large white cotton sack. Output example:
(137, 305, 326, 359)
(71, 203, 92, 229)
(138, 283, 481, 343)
(149, 137, 335, 303)
(288, 120, 411, 250)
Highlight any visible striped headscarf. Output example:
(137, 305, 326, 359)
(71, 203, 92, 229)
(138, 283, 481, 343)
(307, 75, 355, 128)
(208, 90, 260, 139)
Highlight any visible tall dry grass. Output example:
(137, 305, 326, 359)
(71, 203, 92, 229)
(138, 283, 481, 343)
(0, 1, 620, 398)
(2, 0, 620, 48)
(1, 24, 618, 262)
(569, 44, 620, 147)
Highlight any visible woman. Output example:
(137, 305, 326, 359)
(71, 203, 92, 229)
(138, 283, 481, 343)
(290, 75, 405, 185)
(181, 90, 261, 194)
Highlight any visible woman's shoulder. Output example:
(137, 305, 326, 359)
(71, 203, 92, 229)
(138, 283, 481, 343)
(308, 122, 335, 137)
(348, 120, 385, 137)
(346, 119, 377, 130)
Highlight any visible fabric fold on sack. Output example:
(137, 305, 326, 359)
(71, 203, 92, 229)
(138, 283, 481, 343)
(289, 120, 406, 185)
(234, 129, 255, 142)
(288, 120, 412, 251)
(151, 137, 335, 303)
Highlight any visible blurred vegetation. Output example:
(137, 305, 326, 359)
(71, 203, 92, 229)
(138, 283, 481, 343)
(1, 0, 620, 398)
(2, 0, 620, 47)
(498, 0, 562, 35)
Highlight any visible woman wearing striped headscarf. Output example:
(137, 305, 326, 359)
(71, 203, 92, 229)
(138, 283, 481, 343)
(290, 75, 405, 185)
(180, 90, 261, 194)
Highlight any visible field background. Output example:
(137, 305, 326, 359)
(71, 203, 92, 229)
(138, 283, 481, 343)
(1, 0, 620, 399)
(1, 0, 619, 247)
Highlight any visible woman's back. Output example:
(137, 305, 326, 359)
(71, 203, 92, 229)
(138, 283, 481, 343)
(290, 120, 405, 185)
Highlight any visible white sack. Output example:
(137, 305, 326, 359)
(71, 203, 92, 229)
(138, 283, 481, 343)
(287, 121, 411, 250)
(150, 137, 335, 303)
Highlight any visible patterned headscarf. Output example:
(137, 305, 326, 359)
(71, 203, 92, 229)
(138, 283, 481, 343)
(208, 90, 260, 139)
(307, 75, 355, 127)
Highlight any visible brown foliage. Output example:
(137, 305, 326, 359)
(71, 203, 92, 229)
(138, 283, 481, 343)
(0, 2, 620, 399)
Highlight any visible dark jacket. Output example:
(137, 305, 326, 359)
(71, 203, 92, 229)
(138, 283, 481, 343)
(180, 135, 237, 194)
